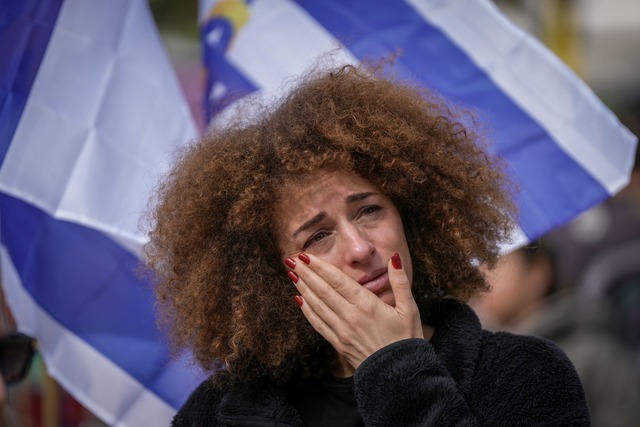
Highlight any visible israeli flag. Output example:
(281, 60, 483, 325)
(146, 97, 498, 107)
(0, 0, 636, 426)
(1, 0, 203, 425)
(201, 0, 637, 244)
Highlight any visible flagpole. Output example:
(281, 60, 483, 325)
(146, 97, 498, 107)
(542, 0, 583, 75)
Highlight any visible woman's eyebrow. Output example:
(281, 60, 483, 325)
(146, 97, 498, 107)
(291, 192, 377, 238)
(346, 192, 377, 204)
(292, 212, 325, 238)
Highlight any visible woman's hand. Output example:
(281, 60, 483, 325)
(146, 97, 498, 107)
(286, 252, 424, 371)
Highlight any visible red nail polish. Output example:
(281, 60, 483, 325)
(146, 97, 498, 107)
(391, 253, 402, 270)
(288, 271, 299, 283)
(284, 257, 296, 269)
(294, 295, 303, 307)
(298, 253, 310, 264)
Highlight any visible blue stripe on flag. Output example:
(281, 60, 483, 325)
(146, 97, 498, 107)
(201, 17, 258, 122)
(0, 193, 191, 410)
(294, 0, 609, 239)
(0, 0, 63, 166)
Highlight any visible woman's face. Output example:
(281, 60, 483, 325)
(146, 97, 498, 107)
(276, 170, 412, 306)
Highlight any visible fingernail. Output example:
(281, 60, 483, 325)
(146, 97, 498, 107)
(284, 257, 296, 269)
(298, 253, 310, 264)
(288, 271, 299, 283)
(294, 295, 303, 307)
(391, 253, 402, 270)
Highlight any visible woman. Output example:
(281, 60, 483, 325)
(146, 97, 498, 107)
(146, 64, 590, 426)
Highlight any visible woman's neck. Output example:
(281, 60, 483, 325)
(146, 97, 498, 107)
(333, 353, 355, 378)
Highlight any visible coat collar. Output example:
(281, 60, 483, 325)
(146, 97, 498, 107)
(217, 378, 305, 426)
(216, 299, 482, 425)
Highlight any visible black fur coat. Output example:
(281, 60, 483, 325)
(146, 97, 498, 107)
(172, 299, 590, 426)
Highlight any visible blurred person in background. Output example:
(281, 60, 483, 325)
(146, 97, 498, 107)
(543, 98, 640, 371)
(472, 243, 640, 427)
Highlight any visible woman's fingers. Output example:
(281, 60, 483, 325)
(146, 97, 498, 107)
(387, 252, 424, 337)
(387, 253, 414, 310)
(289, 253, 374, 316)
(290, 274, 348, 352)
(290, 270, 341, 327)
(297, 253, 366, 303)
(285, 251, 423, 368)
(286, 254, 380, 347)
(293, 293, 340, 346)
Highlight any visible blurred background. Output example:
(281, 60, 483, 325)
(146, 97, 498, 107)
(1, 0, 639, 425)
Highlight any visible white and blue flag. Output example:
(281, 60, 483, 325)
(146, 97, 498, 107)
(200, 0, 637, 243)
(0, 0, 203, 425)
(1, 0, 636, 426)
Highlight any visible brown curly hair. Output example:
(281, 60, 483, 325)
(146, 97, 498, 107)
(145, 64, 517, 386)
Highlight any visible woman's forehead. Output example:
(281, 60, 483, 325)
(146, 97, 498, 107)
(279, 170, 378, 203)
(273, 170, 383, 235)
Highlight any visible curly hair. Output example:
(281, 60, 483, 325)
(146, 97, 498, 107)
(145, 64, 517, 386)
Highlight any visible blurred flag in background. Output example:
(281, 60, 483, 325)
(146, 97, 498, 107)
(0, 0, 636, 426)
(199, 0, 636, 244)
(0, 0, 203, 425)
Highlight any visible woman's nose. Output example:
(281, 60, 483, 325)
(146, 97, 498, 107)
(342, 225, 375, 264)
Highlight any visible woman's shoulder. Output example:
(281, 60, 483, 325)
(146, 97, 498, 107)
(171, 378, 225, 427)
(480, 328, 574, 367)
(171, 376, 303, 427)
(478, 328, 583, 380)
(474, 329, 590, 424)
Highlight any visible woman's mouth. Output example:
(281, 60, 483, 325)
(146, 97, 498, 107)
(358, 269, 390, 295)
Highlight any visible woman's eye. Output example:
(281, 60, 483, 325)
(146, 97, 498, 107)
(360, 205, 382, 216)
(303, 231, 328, 249)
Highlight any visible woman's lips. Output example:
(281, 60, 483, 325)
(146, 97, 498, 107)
(359, 269, 390, 295)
